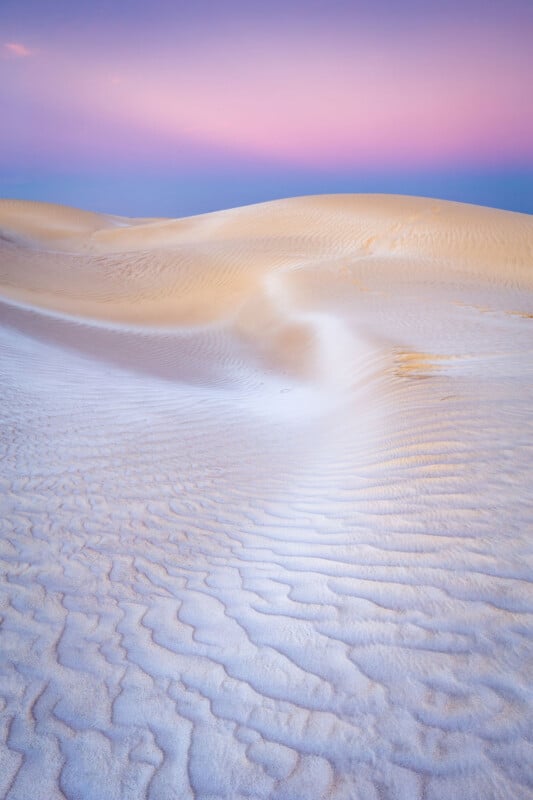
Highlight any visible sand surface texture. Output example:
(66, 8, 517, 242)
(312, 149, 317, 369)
(0, 195, 532, 799)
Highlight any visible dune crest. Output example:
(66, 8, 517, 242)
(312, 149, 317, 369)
(1, 195, 532, 324)
(1, 195, 532, 800)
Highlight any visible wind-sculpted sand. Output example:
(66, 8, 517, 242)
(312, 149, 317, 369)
(0, 195, 532, 800)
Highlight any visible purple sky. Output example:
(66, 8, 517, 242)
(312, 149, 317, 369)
(1, 0, 532, 215)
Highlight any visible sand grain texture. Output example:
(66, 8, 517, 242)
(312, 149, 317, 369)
(0, 195, 532, 800)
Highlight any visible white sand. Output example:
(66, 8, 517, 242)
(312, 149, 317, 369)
(0, 195, 532, 799)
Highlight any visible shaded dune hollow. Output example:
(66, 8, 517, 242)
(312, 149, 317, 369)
(0, 194, 532, 800)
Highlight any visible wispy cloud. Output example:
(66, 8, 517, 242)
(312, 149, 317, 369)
(3, 42, 33, 59)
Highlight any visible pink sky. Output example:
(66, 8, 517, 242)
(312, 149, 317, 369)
(2, 22, 532, 170)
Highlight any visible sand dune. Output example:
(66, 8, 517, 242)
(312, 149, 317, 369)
(0, 195, 532, 800)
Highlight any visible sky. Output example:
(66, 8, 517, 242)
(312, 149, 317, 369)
(1, 0, 532, 216)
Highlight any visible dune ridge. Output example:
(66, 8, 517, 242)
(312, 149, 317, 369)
(0, 195, 532, 800)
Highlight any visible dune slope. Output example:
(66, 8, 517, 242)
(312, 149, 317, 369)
(0, 195, 532, 800)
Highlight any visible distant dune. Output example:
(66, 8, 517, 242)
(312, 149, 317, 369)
(0, 195, 532, 800)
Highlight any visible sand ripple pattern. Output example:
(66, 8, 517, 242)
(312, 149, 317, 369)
(0, 195, 532, 799)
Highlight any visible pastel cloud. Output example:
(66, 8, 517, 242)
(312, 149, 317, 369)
(3, 42, 33, 58)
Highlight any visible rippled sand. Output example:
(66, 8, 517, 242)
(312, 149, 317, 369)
(0, 195, 532, 799)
